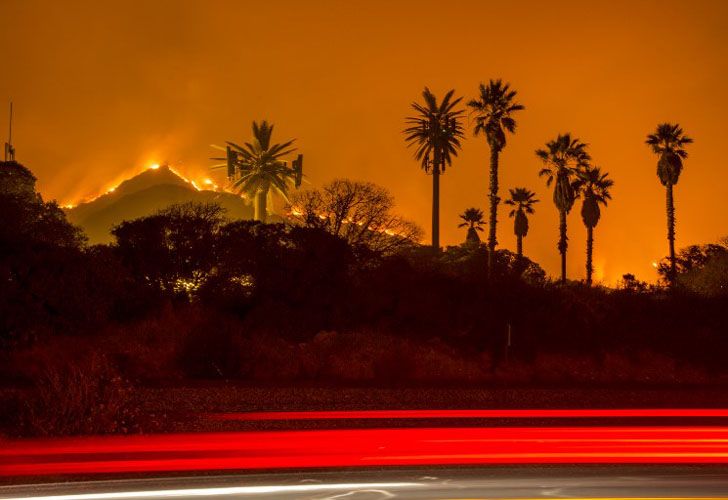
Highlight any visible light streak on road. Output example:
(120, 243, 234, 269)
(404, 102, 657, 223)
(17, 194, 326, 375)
(209, 409, 728, 421)
(0, 482, 423, 500)
(6, 426, 728, 476)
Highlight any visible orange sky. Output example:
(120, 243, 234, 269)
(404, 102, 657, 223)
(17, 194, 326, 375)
(2, 0, 727, 284)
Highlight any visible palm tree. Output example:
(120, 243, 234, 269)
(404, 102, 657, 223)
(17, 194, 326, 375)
(404, 87, 465, 250)
(458, 207, 485, 245)
(504, 188, 538, 259)
(536, 134, 591, 283)
(468, 80, 524, 276)
(646, 123, 693, 286)
(212, 121, 303, 222)
(573, 166, 613, 286)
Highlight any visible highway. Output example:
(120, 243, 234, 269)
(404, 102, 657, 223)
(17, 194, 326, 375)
(3, 467, 728, 499)
(4, 410, 728, 498)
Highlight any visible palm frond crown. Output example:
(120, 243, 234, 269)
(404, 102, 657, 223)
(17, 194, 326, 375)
(536, 133, 591, 184)
(223, 120, 299, 202)
(536, 133, 591, 212)
(467, 79, 524, 150)
(504, 187, 539, 217)
(646, 123, 692, 186)
(573, 166, 614, 205)
(574, 165, 613, 228)
(458, 207, 485, 230)
(404, 87, 465, 173)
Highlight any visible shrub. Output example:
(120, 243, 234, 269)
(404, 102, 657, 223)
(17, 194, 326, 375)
(14, 352, 138, 437)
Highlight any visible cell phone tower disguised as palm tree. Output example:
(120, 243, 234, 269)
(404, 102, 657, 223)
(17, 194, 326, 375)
(4, 102, 15, 162)
(212, 121, 303, 223)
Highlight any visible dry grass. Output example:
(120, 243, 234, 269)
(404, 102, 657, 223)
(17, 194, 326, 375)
(9, 352, 140, 437)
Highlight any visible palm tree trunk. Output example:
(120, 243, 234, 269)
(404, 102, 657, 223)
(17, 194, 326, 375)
(431, 163, 440, 251)
(666, 184, 676, 286)
(558, 209, 568, 283)
(487, 147, 500, 278)
(254, 190, 267, 223)
(586, 225, 594, 286)
(516, 235, 523, 259)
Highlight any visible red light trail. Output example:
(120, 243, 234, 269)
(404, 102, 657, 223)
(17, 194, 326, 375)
(5, 425, 728, 476)
(209, 409, 728, 421)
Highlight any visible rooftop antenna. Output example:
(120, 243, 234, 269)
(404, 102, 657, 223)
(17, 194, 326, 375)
(4, 102, 15, 162)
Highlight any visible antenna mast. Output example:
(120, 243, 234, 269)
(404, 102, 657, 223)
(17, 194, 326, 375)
(4, 102, 15, 162)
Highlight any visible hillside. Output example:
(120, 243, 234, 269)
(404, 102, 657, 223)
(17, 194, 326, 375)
(65, 165, 254, 243)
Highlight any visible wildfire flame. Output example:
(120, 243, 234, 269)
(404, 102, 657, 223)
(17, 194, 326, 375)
(287, 205, 409, 238)
(62, 162, 230, 208)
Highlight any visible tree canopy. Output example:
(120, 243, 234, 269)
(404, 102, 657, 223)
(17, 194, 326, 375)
(287, 179, 422, 256)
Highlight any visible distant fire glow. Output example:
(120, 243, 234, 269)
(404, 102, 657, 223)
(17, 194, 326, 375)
(60, 162, 233, 209)
(5, 0, 726, 284)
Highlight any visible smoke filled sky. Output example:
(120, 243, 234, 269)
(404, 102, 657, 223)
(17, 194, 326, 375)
(2, 0, 727, 283)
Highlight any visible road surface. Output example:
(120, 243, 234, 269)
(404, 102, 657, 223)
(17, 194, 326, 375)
(5, 410, 728, 498)
(3, 467, 728, 499)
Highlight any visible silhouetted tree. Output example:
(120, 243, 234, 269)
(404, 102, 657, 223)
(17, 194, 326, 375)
(653, 241, 728, 296)
(213, 121, 302, 222)
(574, 166, 613, 286)
(0, 195, 85, 251)
(467, 80, 524, 276)
(504, 187, 538, 259)
(646, 123, 693, 286)
(536, 134, 591, 283)
(112, 202, 226, 293)
(458, 208, 485, 246)
(657, 242, 728, 281)
(618, 273, 650, 293)
(212, 221, 286, 298)
(0, 161, 38, 200)
(404, 88, 464, 250)
(678, 252, 728, 297)
(0, 171, 132, 348)
(211, 220, 353, 336)
(287, 179, 422, 256)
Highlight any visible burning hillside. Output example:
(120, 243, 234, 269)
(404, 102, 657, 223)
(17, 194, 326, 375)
(65, 164, 254, 243)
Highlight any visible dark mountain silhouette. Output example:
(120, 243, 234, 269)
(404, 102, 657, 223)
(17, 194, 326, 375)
(65, 165, 254, 243)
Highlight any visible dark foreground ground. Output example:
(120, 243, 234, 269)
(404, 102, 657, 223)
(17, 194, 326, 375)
(6, 385, 728, 435)
(139, 385, 728, 430)
(5, 384, 728, 437)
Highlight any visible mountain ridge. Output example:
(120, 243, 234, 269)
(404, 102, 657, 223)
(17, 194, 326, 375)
(65, 165, 254, 243)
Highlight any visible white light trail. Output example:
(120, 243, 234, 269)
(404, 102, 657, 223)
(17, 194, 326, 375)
(1, 482, 423, 500)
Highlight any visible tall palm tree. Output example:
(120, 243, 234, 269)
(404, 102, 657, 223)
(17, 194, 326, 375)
(645, 123, 693, 286)
(573, 166, 613, 286)
(467, 80, 524, 276)
(404, 87, 465, 250)
(212, 121, 303, 222)
(458, 207, 485, 245)
(536, 134, 591, 283)
(504, 187, 538, 259)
